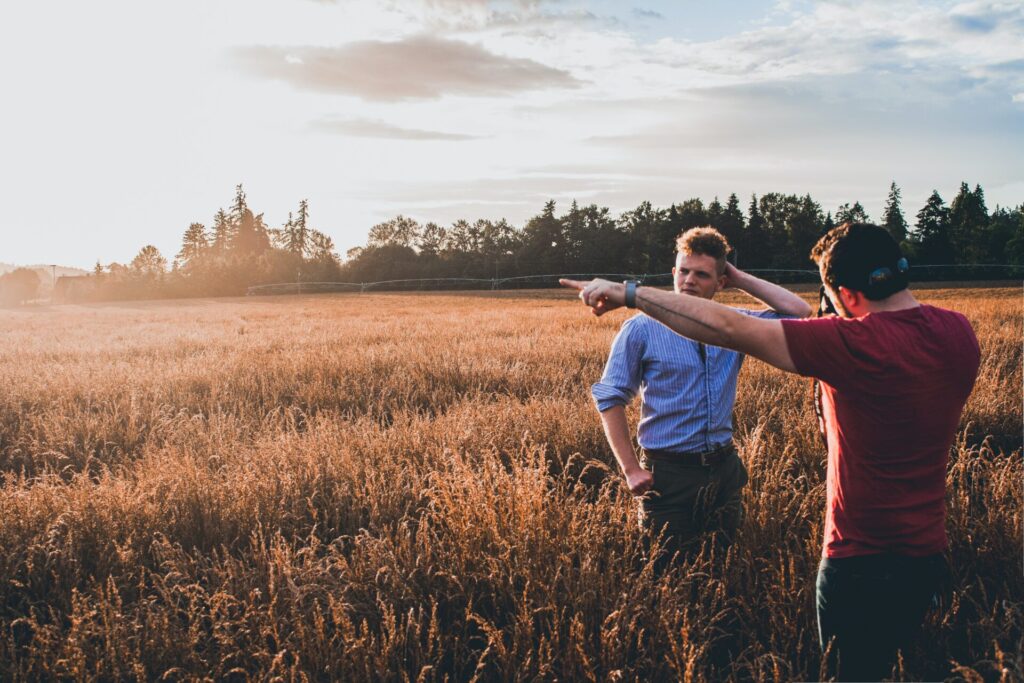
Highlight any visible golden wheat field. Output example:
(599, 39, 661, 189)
(0, 286, 1020, 682)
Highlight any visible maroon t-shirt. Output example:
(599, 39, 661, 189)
(781, 305, 979, 558)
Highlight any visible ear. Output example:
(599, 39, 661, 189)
(837, 286, 862, 312)
(715, 273, 727, 292)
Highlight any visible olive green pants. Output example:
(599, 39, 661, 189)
(638, 445, 749, 559)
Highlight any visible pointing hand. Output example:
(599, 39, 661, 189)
(559, 278, 626, 317)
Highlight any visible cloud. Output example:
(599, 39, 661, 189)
(310, 118, 481, 140)
(233, 35, 581, 101)
(632, 8, 664, 21)
(949, 1, 1024, 32)
(988, 58, 1024, 73)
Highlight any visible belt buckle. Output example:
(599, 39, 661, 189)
(700, 451, 710, 467)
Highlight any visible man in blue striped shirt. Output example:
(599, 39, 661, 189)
(592, 227, 811, 558)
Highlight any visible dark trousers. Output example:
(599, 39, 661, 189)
(816, 552, 947, 681)
(638, 444, 748, 562)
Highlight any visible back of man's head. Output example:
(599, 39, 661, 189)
(677, 227, 730, 275)
(811, 222, 909, 300)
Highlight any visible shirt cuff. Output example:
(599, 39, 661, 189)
(591, 383, 634, 412)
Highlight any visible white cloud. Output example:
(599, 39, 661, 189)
(233, 35, 581, 101)
(310, 118, 482, 140)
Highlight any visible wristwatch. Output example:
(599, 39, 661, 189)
(624, 280, 637, 309)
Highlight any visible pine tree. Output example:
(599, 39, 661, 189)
(882, 182, 908, 243)
(519, 200, 564, 275)
(788, 194, 825, 268)
(912, 190, 953, 264)
(707, 197, 724, 231)
(719, 194, 745, 258)
(295, 200, 311, 257)
(177, 223, 209, 269)
(231, 184, 248, 224)
(211, 209, 234, 255)
(744, 194, 769, 268)
(949, 182, 989, 263)
(1003, 204, 1024, 265)
(620, 200, 665, 274)
(561, 200, 585, 270)
(278, 201, 312, 257)
(835, 201, 870, 224)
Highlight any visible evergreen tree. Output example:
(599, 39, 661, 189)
(233, 208, 271, 257)
(177, 223, 209, 269)
(744, 194, 769, 268)
(707, 197, 724, 232)
(835, 201, 870, 224)
(519, 200, 564, 275)
(882, 182, 908, 243)
(788, 194, 825, 268)
(986, 205, 1020, 264)
(719, 194, 745, 258)
(1003, 204, 1024, 265)
(295, 199, 311, 256)
(620, 200, 666, 274)
(561, 200, 585, 271)
(211, 208, 233, 255)
(823, 212, 836, 233)
(912, 190, 954, 264)
(758, 193, 797, 266)
(674, 198, 708, 232)
(230, 184, 248, 225)
(949, 182, 989, 263)
(660, 198, 706, 270)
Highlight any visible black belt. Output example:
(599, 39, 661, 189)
(643, 442, 734, 467)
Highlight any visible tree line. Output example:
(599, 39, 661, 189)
(39, 181, 1024, 303)
(342, 182, 1022, 284)
(56, 186, 344, 301)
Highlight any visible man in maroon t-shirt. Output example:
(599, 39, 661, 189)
(562, 223, 980, 681)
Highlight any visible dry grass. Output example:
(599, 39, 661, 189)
(0, 286, 1020, 681)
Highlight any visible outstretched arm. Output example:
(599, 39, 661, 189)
(561, 278, 798, 374)
(723, 263, 812, 318)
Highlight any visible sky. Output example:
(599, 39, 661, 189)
(1, 0, 1022, 268)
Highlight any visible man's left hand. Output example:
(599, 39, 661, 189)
(559, 278, 625, 316)
(722, 262, 746, 290)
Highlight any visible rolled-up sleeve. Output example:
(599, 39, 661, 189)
(591, 317, 644, 412)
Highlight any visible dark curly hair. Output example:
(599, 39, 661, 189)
(811, 222, 909, 300)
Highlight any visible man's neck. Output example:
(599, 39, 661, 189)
(860, 289, 920, 315)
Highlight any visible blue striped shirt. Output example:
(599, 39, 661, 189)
(591, 309, 782, 452)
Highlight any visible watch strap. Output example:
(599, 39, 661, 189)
(624, 280, 637, 308)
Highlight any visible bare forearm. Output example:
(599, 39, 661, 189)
(635, 286, 741, 348)
(599, 405, 642, 477)
(732, 270, 812, 317)
(561, 277, 797, 373)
